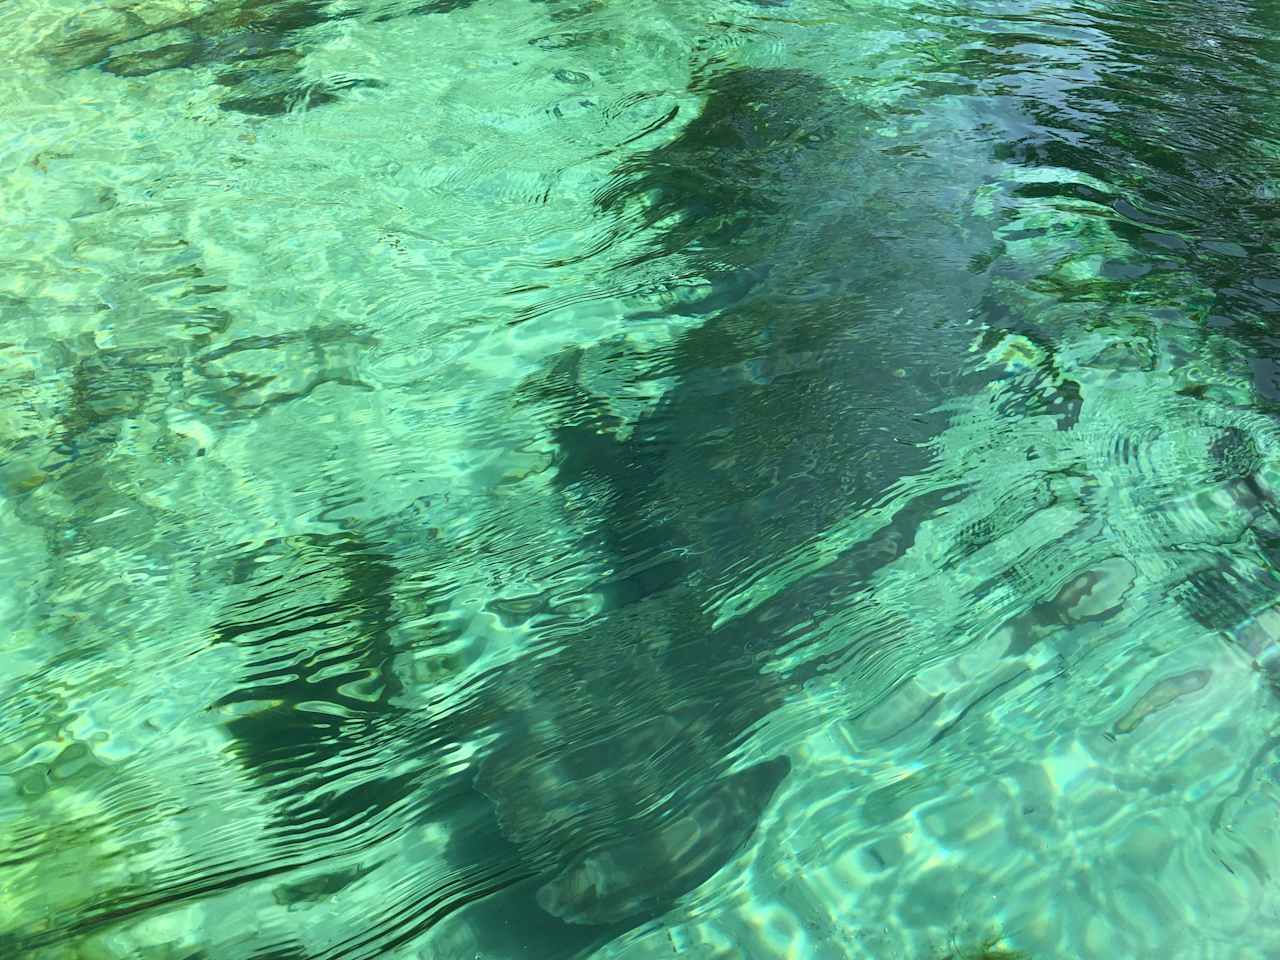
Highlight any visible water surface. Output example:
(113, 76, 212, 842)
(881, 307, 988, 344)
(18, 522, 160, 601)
(2, 0, 1280, 957)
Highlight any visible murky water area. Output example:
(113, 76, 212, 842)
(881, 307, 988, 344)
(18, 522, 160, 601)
(2, 0, 1279, 957)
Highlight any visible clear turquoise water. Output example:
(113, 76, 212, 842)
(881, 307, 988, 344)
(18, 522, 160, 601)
(2, 0, 1280, 957)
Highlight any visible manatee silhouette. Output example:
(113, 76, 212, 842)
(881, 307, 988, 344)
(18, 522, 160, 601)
(471, 51, 1005, 929)
(473, 66, 911, 929)
(472, 586, 794, 926)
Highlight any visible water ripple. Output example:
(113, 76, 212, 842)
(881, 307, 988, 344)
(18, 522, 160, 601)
(3, 0, 1280, 957)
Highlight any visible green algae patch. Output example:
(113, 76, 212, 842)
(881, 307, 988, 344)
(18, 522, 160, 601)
(936, 936, 1030, 960)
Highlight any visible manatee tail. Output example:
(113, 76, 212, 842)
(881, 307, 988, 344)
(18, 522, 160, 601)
(536, 755, 791, 925)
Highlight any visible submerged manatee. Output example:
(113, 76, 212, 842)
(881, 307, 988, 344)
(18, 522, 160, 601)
(473, 65, 995, 928)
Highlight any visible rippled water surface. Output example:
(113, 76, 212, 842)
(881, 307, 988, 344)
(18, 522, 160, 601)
(3, 0, 1280, 957)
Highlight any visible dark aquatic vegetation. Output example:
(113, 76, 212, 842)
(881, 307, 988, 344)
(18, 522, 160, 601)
(44, 0, 466, 114)
(938, 946, 1029, 960)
